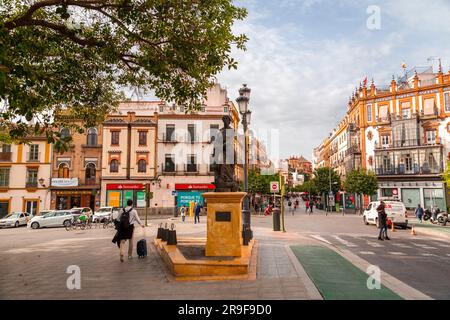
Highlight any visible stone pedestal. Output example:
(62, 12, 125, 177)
(202, 192, 246, 257)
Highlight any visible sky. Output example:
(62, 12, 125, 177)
(216, 0, 450, 162)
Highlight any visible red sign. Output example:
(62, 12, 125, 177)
(392, 188, 398, 195)
(175, 183, 216, 190)
(106, 184, 145, 190)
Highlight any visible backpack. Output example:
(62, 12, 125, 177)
(288, 201, 292, 206)
(119, 208, 132, 230)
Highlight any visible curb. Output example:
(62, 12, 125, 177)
(411, 225, 450, 240)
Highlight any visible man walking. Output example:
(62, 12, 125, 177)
(377, 201, 389, 241)
(305, 200, 310, 213)
(112, 199, 145, 262)
(415, 204, 424, 223)
(194, 202, 202, 224)
(180, 205, 187, 222)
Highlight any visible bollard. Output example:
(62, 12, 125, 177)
(161, 222, 169, 242)
(156, 223, 164, 239)
(167, 223, 177, 245)
(411, 224, 416, 236)
(391, 221, 395, 232)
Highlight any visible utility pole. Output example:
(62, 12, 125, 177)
(280, 173, 286, 232)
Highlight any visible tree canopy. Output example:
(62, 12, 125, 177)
(0, 0, 248, 145)
(313, 167, 341, 195)
(245, 169, 280, 195)
(344, 169, 378, 196)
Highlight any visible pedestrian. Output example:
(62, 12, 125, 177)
(180, 205, 186, 222)
(414, 204, 424, 223)
(194, 202, 202, 224)
(377, 201, 389, 241)
(305, 200, 310, 213)
(112, 199, 145, 262)
(287, 199, 292, 213)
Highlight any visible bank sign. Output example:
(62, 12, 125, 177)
(51, 178, 79, 187)
(176, 191, 205, 207)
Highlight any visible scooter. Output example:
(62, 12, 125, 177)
(429, 209, 448, 226)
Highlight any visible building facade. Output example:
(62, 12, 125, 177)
(0, 137, 52, 217)
(314, 63, 450, 211)
(50, 115, 103, 211)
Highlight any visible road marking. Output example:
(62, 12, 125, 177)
(310, 235, 333, 245)
(447, 254, 450, 257)
(420, 246, 437, 250)
(367, 241, 384, 248)
(392, 243, 412, 249)
(421, 253, 436, 257)
(332, 235, 358, 247)
(413, 243, 429, 248)
(389, 252, 407, 256)
(359, 251, 375, 255)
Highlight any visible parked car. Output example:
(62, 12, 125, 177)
(363, 200, 408, 229)
(28, 210, 74, 229)
(93, 207, 120, 222)
(0, 212, 31, 228)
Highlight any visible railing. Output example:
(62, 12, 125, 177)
(376, 115, 390, 123)
(26, 181, 38, 188)
(84, 178, 97, 186)
(375, 138, 442, 149)
(160, 164, 215, 175)
(160, 133, 179, 143)
(345, 145, 361, 156)
(419, 109, 439, 118)
(0, 152, 12, 161)
(375, 165, 443, 175)
(26, 152, 40, 162)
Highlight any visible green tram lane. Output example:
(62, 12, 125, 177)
(291, 245, 402, 300)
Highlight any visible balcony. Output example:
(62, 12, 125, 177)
(0, 152, 12, 162)
(419, 109, 439, 120)
(375, 164, 443, 176)
(345, 145, 361, 156)
(81, 144, 102, 148)
(159, 164, 213, 176)
(26, 152, 40, 162)
(375, 115, 391, 124)
(159, 133, 179, 143)
(375, 138, 442, 150)
(26, 181, 38, 188)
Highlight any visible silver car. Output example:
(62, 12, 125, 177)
(0, 212, 31, 228)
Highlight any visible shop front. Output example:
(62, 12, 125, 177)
(105, 183, 146, 208)
(51, 178, 100, 211)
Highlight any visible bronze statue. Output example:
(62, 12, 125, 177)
(213, 115, 239, 192)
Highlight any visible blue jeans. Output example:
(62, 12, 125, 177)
(417, 214, 423, 222)
(379, 226, 388, 238)
(194, 214, 200, 224)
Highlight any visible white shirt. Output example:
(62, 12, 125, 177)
(117, 207, 143, 226)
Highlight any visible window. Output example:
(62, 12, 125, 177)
(210, 124, 220, 142)
(26, 169, 38, 187)
(0, 168, 10, 187)
(28, 145, 39, 161)
(137, 159, 147, 173)
(164, 154, 175, 172)
(401, 102, 411, 118)
(424, 98, 435, 115)
(445, 92, 450, 112)
(60, 128, 71, 140)
(187, 124, 195, 143)
(165, 124, 175, 142)
(58, 163, 69, 178)
(367, 104, 372, 121)
(426, 130, 436, 145)
(110, 159, 119, 173)
(138, 131, 147, 146)
(159, 105, 164, 113)
(379, 105, 388, 120)
(1, 144, 11, 153)
(381, 135, 390, 147)
(87, 128, 98, 146)
(405, 154, 413, 172)
(111, 131, 120, 145)
(187, 154, 197, 172)
(85, 163, 96, 183)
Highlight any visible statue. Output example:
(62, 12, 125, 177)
(213, 115, 239, 192)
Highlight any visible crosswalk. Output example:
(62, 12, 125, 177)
(309, 233, 450, 259)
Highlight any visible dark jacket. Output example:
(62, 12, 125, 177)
(377, 203, 387, 228)
(415, 207, 424, 217)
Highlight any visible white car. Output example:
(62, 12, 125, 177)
(363, 200, 408, 229)
(28, 210, 74, 229)
(0, 212, 31, 228)
(93, 207, 120, 222)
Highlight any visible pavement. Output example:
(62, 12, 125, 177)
(0, 202, 449, 300)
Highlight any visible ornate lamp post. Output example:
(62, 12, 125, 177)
(236, 84, 252, 245)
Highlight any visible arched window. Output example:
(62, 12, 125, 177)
(85, 163, 96, 184)
(60, 128, 71, 140)
(58, 163, 69, 178)
(110, 159, 119, 173)
(137, 159, 147, 173)
(87, 127, 98, 146)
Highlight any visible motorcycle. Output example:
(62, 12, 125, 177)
(423, 209, 431, 221)
(429, 208, 448, 226)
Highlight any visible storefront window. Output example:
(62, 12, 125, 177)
(424, 188, 445, 212)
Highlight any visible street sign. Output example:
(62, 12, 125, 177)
(172, 191, 178, 196)
(270, 181, 279, 193)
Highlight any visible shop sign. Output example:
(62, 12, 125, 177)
(51, 178, 78, 187)
(106, 184, 145, 190)
(175, 184, 215, 190)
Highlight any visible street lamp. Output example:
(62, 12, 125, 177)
(236, 84, 252, 245)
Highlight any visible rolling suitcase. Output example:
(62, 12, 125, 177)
(137, 239, 147, 258)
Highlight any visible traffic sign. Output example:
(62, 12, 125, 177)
(270, 181, 279, 193)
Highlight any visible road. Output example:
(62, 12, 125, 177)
(0, 204, 449, 299)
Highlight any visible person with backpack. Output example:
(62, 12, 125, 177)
(112, 199, 144, 262)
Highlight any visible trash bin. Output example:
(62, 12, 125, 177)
(273, 208, 281, 231)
